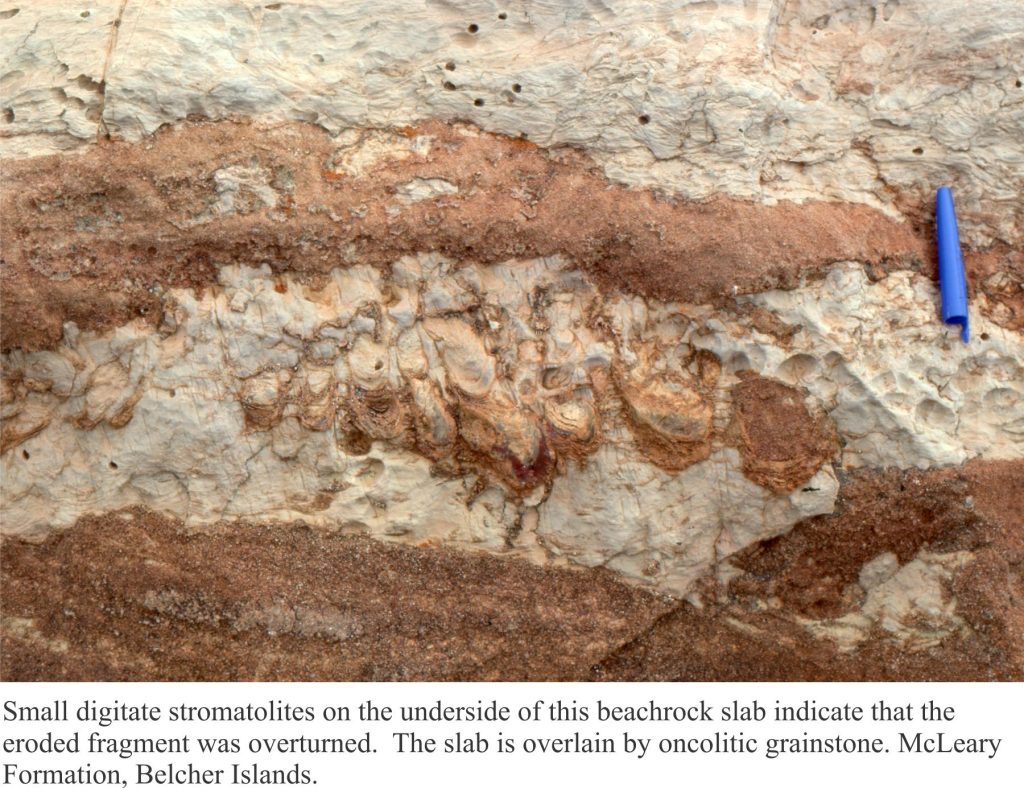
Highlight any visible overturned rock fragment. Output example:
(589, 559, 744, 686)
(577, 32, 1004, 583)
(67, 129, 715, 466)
(617, 372, 715, 472)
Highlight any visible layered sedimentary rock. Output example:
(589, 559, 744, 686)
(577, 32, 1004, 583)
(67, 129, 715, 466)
(3, 0, 1022, 243)
(1, 0, 1022, 680)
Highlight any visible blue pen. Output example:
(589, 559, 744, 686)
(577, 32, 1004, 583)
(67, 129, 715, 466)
(935, 186, 969, 343)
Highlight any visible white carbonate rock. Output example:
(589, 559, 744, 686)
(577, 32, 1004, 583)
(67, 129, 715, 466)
(858, 551, 900, 591)
(3, 256, 1022, 595)
(1, 1, 1022, 244)
(538, 442, 838, 596)
(695, 264, 1024, 469)
(804, 550, 975, 652)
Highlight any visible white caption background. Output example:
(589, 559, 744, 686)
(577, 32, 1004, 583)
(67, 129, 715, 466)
(2, 682, 1021, 788)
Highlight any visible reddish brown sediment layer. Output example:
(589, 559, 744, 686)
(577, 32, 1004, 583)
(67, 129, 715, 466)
(1, 509, 672, 681)
(3, 458, 1020, 681)
(604, 458, 1023, 681)
(5, 119, 1018, 354)
(729, 459, 1022, 626)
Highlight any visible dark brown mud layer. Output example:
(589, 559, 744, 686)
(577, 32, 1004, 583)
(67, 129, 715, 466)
(2, 459, 1020, 681)
(4, 119, 1020, 353)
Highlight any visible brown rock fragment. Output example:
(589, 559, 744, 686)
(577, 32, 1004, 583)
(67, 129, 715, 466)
(729, 374, 836, 492)
(617, 371, 714, 472)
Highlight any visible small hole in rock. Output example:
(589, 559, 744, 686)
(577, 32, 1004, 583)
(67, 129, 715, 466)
(22, 450, 29, 460)
(169, 389, 177, 398)
(2, 108, 13, 123)
(1016, 79, 1022, 88)
(638, 114, 650, 125)
(109, 461, 118, 469)
(498, 12, 507, 20)
(474, 98, 485, 106)
(312, 53, 324, 64)
(265, 3, 282, 10)
(80, 10, 90, 18)
(467, 23, 479, 33)
(0, 8, 19, 19)
(912, 146, 923, 155)
(443, 80, 456, 91)
(374, 360, 383, 370)
(980, 332, 990, 340)
(512, 83, 522, 93)
(445, 61, 456, 71)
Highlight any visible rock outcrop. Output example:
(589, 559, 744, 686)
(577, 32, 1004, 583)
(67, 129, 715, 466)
(1, 0, 1022, 680)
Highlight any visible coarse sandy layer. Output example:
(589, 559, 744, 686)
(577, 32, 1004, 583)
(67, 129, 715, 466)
(3, 1, 1022, 250)
(2, 458, 1020, 681)
(3, 120, 1021, 354)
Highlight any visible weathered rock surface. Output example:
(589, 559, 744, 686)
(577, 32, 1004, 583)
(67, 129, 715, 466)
(3, 461, 1021, 681)
(5, 257, 1021, 597)
(1, 0, 1022, 680)
(2, 1, 1022, 245)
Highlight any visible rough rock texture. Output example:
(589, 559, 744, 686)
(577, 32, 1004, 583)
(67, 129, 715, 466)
(3, 120, 980, 354)
(3, 459, 1020, 681)
(3, 1, 1022, 246)
(6, 257, 1023, 598)
(1, 0, 1022, 680)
